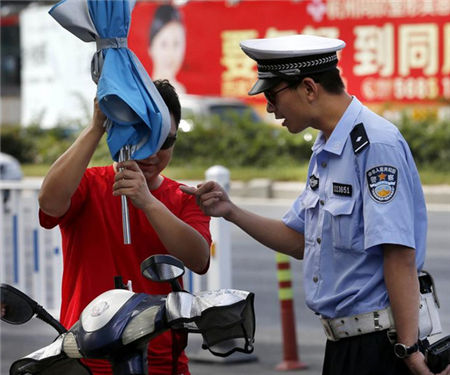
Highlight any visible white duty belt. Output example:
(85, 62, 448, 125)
(320, 307, 394, 342)
(320, 293, 442, 342)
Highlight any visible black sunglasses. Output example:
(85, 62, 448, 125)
(264, 82, 298, 105)
(160, 134, 177, 150)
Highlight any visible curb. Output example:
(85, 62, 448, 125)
(422, 185, 450, 204)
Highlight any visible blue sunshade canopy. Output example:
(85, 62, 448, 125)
(49, 0, 171, 161)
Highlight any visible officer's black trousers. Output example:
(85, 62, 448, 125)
(322, 330, 411, 375)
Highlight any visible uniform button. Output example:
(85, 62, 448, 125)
(317, 238, 322, 244)
(321, 162, 327, 168)
(313, 276, 319, 283)
(320, 200, 325, 205)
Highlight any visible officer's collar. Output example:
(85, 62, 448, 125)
(312, 96, 363, 155)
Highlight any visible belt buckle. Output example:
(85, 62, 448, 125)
(387, 328, 397, 344)
(373, 310, 382, 331)
(321, 317, 339, 341)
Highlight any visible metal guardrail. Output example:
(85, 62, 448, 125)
(0, 178, 62, 315)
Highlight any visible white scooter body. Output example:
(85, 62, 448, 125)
(81, 289, 135, 332)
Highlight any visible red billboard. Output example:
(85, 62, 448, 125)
(128, 0, 450, 107)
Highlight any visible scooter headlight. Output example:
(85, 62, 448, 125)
(122, 305, 161, 345)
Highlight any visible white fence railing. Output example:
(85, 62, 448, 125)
(0, 178, 62, 315)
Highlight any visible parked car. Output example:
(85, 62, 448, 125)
(178, 94, 262, 132)
(0, 152, 22, 181)
(0, 152, 23, 212)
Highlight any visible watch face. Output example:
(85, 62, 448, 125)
(394, 344, 407, 358)
(394, 343, 418, 358)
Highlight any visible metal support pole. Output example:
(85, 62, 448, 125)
(275, 252, 308, 371)
(119, 145, 132, 244)
(205, 165, 231, 290)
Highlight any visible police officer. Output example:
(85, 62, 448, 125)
(180, 34, 450, 375)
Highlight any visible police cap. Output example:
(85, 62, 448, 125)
(240, 34, 346, 95)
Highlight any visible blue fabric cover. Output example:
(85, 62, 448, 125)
(49, 0, 170, 161)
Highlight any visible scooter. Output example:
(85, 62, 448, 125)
(1, 254, 255, 375)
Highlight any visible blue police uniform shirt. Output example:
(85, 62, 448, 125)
(282, 97, 427, 319)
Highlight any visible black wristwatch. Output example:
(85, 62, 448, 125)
(394, 342, 419, 359)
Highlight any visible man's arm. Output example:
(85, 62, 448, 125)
(113, 161, 210, 274)
(384, 244, 450, 375)
(141, 199, 210, 274)
(38, 100, 106, 217)
(227, 204, 304, 259)
(180, 181, 305, 259)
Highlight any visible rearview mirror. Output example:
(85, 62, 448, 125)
(140, 255, 185, 291)
(1, 283, 36, 325)
(1, 283, 66, 333)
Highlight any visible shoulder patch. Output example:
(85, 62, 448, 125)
(366, 165, 398, 203)
(350, 123, 370, 154)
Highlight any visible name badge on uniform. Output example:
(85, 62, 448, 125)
(366, 165, 398, 203)
(309, 175, 319, 190)
(333, 183, 352, 197)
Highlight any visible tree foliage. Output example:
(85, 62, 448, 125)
(2, 112, 449, 172)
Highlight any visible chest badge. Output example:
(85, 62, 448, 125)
(333, 183, 352, 197)
(309, 174, 319, 190)
(366, 165, 398, 203)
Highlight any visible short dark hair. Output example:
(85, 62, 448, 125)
(154, 79, 181, 129)
(149, 5, 183, 45)
(287, 67, 345, 95)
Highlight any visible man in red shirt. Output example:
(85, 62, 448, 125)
(38, 80, 211, 375)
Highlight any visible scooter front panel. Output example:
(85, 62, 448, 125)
(81, 289, 134, 332)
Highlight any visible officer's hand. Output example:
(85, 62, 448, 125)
(180, 181, 233, 219)
(404, 352, 432, 375)
(435, 364, 450, 375)
(405, 351, 450, 375)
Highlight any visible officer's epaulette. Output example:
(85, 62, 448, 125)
(350, 123, 370, 154)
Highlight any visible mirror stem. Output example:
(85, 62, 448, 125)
(35, 304, 67, 334)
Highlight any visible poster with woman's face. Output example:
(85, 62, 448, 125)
(147, 4, 186, 94)
(129, 0, 450, 106)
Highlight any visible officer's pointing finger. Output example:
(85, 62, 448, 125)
(199, 191, 223, 205)
(202, 197, 220, 207)
(179, 185, 196, 195)
(195, 181, 217, 195)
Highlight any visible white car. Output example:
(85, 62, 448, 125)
(0, 152, 22, 181)
(0, 152, 23, 212)
(178, 94, 262, 132)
